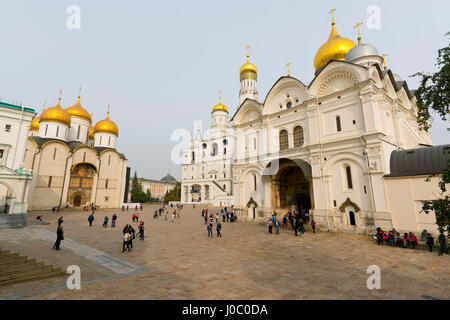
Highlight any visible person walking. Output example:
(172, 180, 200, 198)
(122, 228, 131, 253)
(88, 212, 94, 227)
(299, 219, 305, 237)
(202, 209, 205, 217)
(207, 221, 213, 238)
(275, 219, 280, 235)
(215, 214, 219, 223)
(216, 221, 222, 238)
(426, 233, 434, 252)
(52, 225, 64, 250)
(58, 216, 63, 226)
(293, 219, 298, 237)
(111, 214, 117, 228)
(103, 216, 109, 228)
(311, 220, 316, 234)
(388, 231, 395, 247)
(282, 215, 288, 229)
(402, 233, 409, 248)
(204, 213, 208, 225)
(267, 219, 273, 234)
(129, 225, 135, 250)
(137, 221, 145, 240)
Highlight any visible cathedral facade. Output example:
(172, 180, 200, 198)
(181, 16, 448, 235)
(24, 92, 128, 210)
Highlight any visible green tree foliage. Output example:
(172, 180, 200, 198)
(163, 182, 181, 203)
(130, 172, 147, 203)
(145, 189, 152, 203)
(413, 32, 450, 255)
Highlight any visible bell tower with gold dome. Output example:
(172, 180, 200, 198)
(314, 9, 356, 73)
(239, 45, 258, 105)
(211, 90, 230, 136)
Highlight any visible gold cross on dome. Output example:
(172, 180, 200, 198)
(329, 8, 336, 23)
(354, 22, 363, 44)
(107, 104, 110, 117)
(285, 62, 291, 76)
(245, 45, 251, 61)
(58, 89, 62, 102)
(382, 53, 388, 70)
(219, 90, 222, 103)
(78, 86, 82, 98)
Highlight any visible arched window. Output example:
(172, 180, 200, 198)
(346, 165, 353, 189)
(336, 116, 342, 132)
(191, 152, 195, 163)
(211, 143, 218, 156)
(293, 126, 304, 147)
(253, 174, 257, 191)
(279, 130, 289, 150)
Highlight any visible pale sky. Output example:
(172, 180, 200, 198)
(1, 0, 449, 180)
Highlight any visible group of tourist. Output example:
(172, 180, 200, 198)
(201, 208, 233, 238)
(374, 228, 437, 252)
(153, 203, 183, 221)
(269, 210, 315, 237)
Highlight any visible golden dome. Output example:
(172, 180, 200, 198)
(314, 21, 356, 71)
(88, 124, 94, 140)
(240, 46, 257, 81)
(94, 108, 119, 136)
(212, 91, 228, 113)
(40, 98, 71, 126)
(66, 96, 92, 122)
(30, 116, 40, 131)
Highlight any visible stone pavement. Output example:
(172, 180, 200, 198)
(0, 204, 449, 300)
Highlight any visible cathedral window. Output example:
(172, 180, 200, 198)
(108, 155, 111, 165)
(100, 136, 103, 145)
(279, 130, 289, 150)
(77, 125, 80, 139)
(223, 184, 226, 190)
(108, 136, 111, 146)
(53, 148, 57, 160)
(287, 101, 292, 109)
(336, 116, 342, 132)
(45, 125, 48, 136)
(191, 152, 195, 163)
(56, 126, 59, 137)
(211, 143, 218, 156)
(223, 139, 228, 145)
(253, 174, 257, 191)
(346, 166, 353, 189)
(105, 179, 109, 189)
(224, 148, 227, 155)
(48, 176, 52, 187)
(293, 126, 304, 147)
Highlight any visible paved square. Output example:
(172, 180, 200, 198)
(0, 204, 448, 300)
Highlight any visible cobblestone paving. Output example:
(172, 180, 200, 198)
(0, 205, 449, 300)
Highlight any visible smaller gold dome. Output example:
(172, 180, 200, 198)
(240, 47, 258, 81)
(88, 124, 94, 140)
(66, 96, 92, 122)
(94, 109, 119, 136)
(212, 102, 228, 113)
(314, 21, 357, 71)
(40, 99, 71, 126)
(30, 116, 40, 131)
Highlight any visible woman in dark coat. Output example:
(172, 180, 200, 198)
(52, 225, 64, 250)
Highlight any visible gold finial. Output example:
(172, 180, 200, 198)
(107, 104, 110, 119)
(382, 53, 388, 70)
(245, 45, 251, 62)
(219, 90, 222, 103)
(354, 22, 363, 45)
(285, 62, 291, 76)
(329, 8, 336, 25)
(58, 89, 62, 101)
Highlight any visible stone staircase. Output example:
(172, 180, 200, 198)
(0, 248, 66, 287)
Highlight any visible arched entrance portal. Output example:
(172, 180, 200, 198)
(67, 163, 96, 207)
(264, 158, 313, 214)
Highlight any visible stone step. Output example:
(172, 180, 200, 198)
(0, 261, 46, 273)
(0, 248, 66, 287)
(0, 270, 67, 287)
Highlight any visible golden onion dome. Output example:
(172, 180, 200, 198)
(66, 96, 92, 122)
(40, 98, 71, 126)
(240, 47, 257, 81)
(314, 21, 356, 71)
(94, 108, 119, 136)
(30, 116, 40, 131)
(212, 91, 228, 113)
(88, 124, 94, 140)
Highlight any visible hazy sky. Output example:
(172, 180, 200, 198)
(1, 0, 449, 180)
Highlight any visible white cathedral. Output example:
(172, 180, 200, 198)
(181, 16, 448, 235)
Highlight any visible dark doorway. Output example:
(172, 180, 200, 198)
(74, 195, 82, 207)
(349, 211, 356, 226)
(252, 207, 256, 219)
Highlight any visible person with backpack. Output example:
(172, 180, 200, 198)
(111, 214, 117, 228)
(88, 212, 94, 227)
(122, 228, 131, 253)
(216, 222, 222, 238)
(207, 220, 213, 238)
(137, 221, 145, 240)
(103, 216, 109, 228)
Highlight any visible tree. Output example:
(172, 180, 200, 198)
(163, 182, 181, 203)
(130, 172, 146, 203)
(145, 189, 152, 203)
(412, 32, 450, 255)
